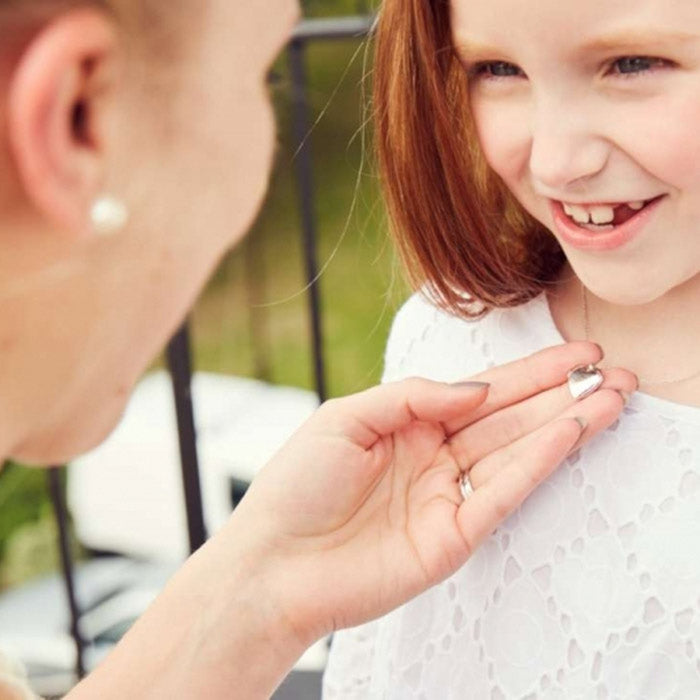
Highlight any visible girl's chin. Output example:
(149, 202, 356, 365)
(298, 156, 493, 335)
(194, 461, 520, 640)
(576, 269, 699, 307)
(564, 261, 673, 308)
(582, 285, 664, 307)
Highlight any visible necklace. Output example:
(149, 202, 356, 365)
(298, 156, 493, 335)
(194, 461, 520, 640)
(581, 282, 700, 388)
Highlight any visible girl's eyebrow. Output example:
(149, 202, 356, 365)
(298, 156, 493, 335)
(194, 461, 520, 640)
(574, 29, 699, 54)
(453, 29, 699, 62)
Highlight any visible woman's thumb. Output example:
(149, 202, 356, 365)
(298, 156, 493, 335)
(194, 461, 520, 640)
(314, 378, 490, 449)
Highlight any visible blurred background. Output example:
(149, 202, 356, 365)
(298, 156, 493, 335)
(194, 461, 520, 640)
(0, 1, 410, 697)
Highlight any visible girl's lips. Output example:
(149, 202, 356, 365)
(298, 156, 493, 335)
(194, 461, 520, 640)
(550, 195, 667, 252)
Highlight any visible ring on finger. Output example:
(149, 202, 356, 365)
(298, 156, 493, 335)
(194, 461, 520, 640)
(459, 471, 475, 500)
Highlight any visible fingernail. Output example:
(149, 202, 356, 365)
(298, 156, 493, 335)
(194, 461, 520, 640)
(593, 342, 605, 359)
(451, 381, 491, 390)
(573, 416, 587, 432)
(617, 390, 631, 406)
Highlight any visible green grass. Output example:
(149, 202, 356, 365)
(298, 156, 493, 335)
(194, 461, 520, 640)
(0, 19, 410, 589)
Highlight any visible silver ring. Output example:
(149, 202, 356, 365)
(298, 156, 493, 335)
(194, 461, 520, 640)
(567, 363, 604, 401)
(459, 472, 475, 500)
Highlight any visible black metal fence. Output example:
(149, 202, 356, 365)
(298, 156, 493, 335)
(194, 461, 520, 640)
(45, 14, 375, 688)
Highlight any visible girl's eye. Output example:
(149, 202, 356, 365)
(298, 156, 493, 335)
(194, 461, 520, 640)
(466, 56, 671, 83)
(467, 61, 524, 82)
(606, 56, 670, 78)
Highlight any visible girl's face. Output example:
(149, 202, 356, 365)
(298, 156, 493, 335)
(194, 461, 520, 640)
(451, 0, 700, 305)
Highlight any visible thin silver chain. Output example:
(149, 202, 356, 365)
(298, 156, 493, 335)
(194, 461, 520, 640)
(582, 282, 700, 387)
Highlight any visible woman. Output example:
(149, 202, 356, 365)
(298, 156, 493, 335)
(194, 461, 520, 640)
(0, 0, 634, 697)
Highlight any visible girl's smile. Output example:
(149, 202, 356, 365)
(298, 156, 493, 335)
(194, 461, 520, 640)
(550, 194, 668, 252)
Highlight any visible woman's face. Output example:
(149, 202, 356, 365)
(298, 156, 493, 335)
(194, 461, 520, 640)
(451, 0, 700, 305)
(1, 0, 299, 462)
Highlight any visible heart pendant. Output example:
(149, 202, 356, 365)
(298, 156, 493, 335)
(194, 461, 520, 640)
(567, 364, 604, 401)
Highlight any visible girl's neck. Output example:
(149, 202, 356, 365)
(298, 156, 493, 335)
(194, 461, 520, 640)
(547, 262, 700, 407)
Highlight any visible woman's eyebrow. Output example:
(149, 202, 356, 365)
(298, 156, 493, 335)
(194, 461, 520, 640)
(453, 29, 699, 62)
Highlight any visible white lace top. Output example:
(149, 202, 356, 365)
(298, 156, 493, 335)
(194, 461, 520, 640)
(0, 649, 38, 700)
(322, 292, 700, 699)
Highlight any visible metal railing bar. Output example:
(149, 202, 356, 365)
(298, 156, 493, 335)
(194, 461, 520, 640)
(166, 322, 207, 553)
(47, 466, 85, 680)
(288, 39, 327, 404)
(286, 15, 373, 404)
(292, 15, 375, 42)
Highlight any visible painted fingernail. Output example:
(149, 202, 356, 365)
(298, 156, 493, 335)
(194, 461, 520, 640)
(451, 381, 491, 390)
(573, 416, 587, 432)
(617, 390, 631, 406)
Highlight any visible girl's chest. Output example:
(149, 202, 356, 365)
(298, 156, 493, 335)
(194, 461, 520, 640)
(374, 409, 700, 698)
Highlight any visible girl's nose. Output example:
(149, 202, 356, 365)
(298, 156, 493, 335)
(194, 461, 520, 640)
(528, 109, 610, 192)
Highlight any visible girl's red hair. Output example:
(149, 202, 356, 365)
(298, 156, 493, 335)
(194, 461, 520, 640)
(373, 0, 565, 317)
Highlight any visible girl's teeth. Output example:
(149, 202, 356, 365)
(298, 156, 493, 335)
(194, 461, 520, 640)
(589, 205, 615, 224)
(561, 199, 649, 226)
(567, 204, 590, 224)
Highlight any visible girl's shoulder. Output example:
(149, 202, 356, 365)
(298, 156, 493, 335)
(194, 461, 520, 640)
(383, 290, 556, 384)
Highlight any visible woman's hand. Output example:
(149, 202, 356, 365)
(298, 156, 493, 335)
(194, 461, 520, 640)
(69, 341, 637, 700)
(221, 341, 637, 651)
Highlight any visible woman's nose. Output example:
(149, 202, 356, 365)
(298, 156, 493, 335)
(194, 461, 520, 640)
(528, 110, 610, 192)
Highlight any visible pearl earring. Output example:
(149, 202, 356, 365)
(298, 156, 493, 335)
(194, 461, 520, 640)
(90, 195, 129, 236)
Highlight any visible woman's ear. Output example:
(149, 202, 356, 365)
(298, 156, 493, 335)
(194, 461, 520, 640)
(7, 8, 120, 239)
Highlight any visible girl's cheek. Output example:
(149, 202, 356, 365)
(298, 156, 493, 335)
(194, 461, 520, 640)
(654, 97, 700, 186)
(606, 94, 700, 187)
(473, 105, 531, 183)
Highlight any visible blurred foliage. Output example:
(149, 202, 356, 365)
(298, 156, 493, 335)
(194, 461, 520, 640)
(302, 0, 373, 17)
(0, 463, 48, 583)
(1, 7, 407, 591)
(0, 464, 82, 588)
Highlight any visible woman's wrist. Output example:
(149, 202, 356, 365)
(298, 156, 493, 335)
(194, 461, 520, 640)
(175, 515, 314, 697)
(67, 512, 312, 699)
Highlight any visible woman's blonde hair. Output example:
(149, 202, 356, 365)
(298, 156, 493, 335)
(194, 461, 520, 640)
(0, 0, 189, 62)
(373, 0, 566, 318)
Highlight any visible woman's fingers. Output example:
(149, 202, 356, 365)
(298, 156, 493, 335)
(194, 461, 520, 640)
(312, 377, 490, 450)
(442, 341, 603, 435)
(466, 388, 625, 488)
(448, 366, 637, 467)
(310, 341, 611, 452)
(456, 415, 586, 557)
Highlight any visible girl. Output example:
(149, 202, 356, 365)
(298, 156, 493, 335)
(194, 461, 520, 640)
(324, 0, 700, 697)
